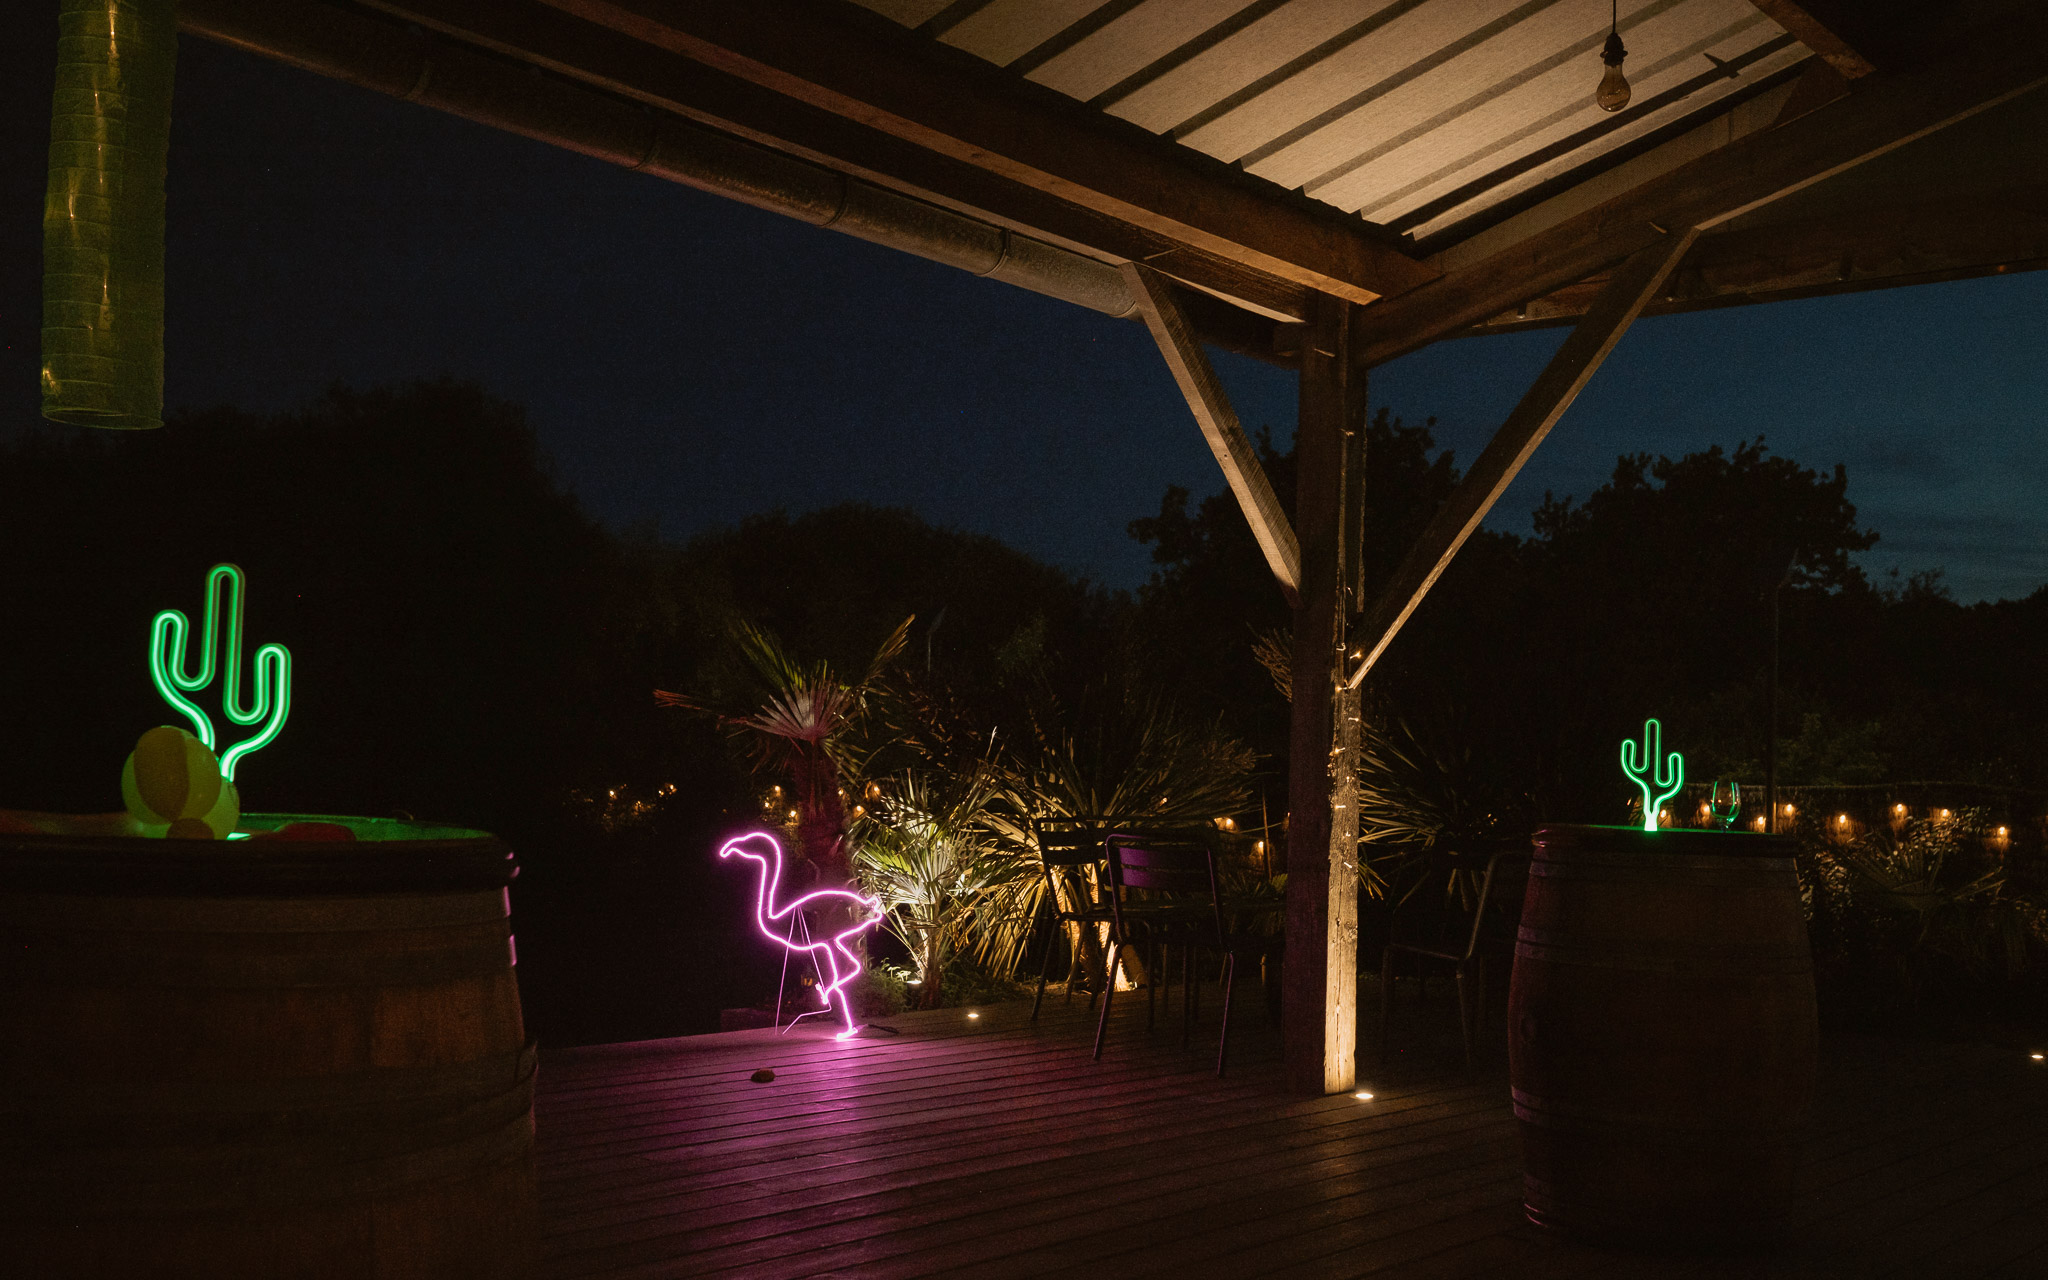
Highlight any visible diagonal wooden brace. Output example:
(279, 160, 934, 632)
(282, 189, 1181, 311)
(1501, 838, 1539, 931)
(1345, 227, 1701, 689)
(1122, 261, 1302, 606)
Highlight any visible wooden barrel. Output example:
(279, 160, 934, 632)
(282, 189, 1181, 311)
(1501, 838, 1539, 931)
(1508, 824, 1816, 1249)
(0, 814, 538, 1279)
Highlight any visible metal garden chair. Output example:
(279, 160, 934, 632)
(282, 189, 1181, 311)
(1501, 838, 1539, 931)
(1026, 816, 1120, 1021)
(1376, 840, 1529, 1071)
(1026, 816, 1213, 1021)
(1095, 830, 1277, 1077)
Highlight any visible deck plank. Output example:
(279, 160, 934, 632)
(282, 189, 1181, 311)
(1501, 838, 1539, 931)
(534, 990, 2048, 1278)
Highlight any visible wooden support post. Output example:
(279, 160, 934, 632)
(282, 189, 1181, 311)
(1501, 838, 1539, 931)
(1346, 228, 1700, 689)
(1121, 261, 1301, 604)
(1284, 290, 1366, 1097)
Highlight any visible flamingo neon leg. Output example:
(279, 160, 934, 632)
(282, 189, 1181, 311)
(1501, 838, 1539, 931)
(718, 832, 882, 1041)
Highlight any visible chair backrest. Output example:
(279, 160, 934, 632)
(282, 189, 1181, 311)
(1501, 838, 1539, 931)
(1029, 816, 1216, 868)
(1382, 840, 1530, 960)
(1030, 817, 1114, 871)
(1105, 836, 1214, 893)
(1104, 832, 1227, 942)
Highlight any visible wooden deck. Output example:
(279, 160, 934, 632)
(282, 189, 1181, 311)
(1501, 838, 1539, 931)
(534, 986, 2048, 1278)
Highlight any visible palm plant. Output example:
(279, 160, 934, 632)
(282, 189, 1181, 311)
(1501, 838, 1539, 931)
(1354, 712, 1534, 907)
(1253, 632, 1529, 903)
(974, 684, 1259, 986)
(1813, 809, 2048, 993)
(657, 617, 910, 886)
(851, 769, 1026, 1008)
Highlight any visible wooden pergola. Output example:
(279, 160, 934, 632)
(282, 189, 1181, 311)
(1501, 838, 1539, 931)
(180, 0, 2048, 1098)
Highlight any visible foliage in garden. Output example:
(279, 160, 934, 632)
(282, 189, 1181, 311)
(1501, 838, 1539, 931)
(1799, 809, 2048, 1030)
(655, 617, 908, 888)
(12, 381, 2046, 1037)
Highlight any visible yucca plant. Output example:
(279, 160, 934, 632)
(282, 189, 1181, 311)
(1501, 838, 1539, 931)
(1809, 809, 2048, 996)
(1354, 712, 1533, 910)
(1253, 632, 1527, 906)
(974, 684, 1260, 987)
(656, 617, 911, 887)
(851, 769, 1026, 1008)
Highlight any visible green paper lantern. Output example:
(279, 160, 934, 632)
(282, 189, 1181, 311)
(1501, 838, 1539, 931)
(41, 0, 178, 430)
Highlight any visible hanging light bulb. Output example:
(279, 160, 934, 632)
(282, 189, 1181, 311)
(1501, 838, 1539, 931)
(1596, 1, 1631, 112)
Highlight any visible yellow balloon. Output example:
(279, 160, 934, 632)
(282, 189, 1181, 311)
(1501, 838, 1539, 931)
(201, 778, 241, 839)
(122, 726, 224, 828)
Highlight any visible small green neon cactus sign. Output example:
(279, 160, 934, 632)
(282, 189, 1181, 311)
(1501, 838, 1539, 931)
(1621, 717, 1683, 833)
(148, 563, 292, 782)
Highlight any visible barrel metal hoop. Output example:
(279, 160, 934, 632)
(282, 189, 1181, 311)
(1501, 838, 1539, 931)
(0, 889, 511, 932)
(1529, 854, 1796, 882)
(0, 836, 518, 895)
(7, 924, 517, 988)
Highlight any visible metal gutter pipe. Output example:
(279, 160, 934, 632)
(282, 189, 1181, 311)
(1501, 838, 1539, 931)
(177, 0, 1139, 320)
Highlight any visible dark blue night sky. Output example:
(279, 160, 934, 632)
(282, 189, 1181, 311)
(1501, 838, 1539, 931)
(6, 37, 2045, 601)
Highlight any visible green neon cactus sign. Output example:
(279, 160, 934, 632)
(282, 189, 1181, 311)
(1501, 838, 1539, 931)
(149, 563, 292, 782)
(1621, 717, 1683, 833)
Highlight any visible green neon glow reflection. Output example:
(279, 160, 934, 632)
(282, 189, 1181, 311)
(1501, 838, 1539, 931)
(147, 564, 293, 783)
(1621, 717, 1683, 833)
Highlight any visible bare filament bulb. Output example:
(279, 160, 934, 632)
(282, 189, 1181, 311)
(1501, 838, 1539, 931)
(1597, 29, 1631, 112)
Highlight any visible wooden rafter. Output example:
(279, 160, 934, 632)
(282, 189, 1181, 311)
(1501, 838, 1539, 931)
(1356, 9, 2048, 369)
(1465, 184, 2048, 336)
(355, 0, 1314, 323)
(1120, 264, 1300, 606)
(180, 0, 1303, 361)
(1747, 1, 1878, 79)
(1345, 229, 1701, 690)
(530, 0, 1438, 307)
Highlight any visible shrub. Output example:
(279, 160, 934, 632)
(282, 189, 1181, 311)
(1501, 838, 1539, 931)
(1798, 807, 2048, 1034)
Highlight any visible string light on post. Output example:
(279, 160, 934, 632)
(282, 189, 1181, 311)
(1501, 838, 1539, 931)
(1596, 0, 1631, 112)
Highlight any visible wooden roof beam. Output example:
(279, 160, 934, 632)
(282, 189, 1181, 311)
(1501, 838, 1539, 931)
(1464, 184, 2048, 336)
(180, 0, 1299, 363)
(1747, 2, 1879, 79)
(1122, 264, 1300, 607)
(1356, 7, 2048, 368)
(531, 0, 1438, 307)
(356, 0, 1313, 324)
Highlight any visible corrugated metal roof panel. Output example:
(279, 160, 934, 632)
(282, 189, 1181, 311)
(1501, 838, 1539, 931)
(1024, 0, 1254, 103)
(848, 0, 1817, 250)
(939, 0, 1113, 67)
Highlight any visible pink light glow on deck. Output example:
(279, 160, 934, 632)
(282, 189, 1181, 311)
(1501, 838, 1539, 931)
(719, 831, 883, 1040)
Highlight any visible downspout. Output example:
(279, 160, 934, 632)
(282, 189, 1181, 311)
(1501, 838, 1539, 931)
(178, 0, 1139, 321)
(43, 0, 180, 429)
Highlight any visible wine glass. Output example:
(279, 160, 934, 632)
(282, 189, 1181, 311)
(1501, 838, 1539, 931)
(1708, 778, 1741, 830)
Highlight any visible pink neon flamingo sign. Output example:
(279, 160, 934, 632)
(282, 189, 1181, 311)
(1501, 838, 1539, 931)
(719, 831, 883, 1040)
